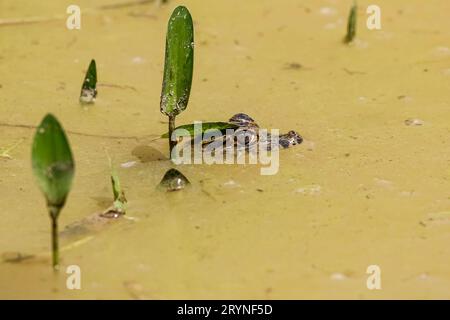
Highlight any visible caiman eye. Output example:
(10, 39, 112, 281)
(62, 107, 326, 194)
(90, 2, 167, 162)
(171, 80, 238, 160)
(279, 139, 290, 148)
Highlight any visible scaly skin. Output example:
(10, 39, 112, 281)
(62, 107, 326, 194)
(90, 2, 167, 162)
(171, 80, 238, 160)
(204, 113, 303, 151)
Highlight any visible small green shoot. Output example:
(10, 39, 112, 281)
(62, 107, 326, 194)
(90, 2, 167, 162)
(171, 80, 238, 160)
(161, 122, 239, 138)
(31, 114, 74, 269)
(80, 59, 97, 104)
(344, 2, 357, 43)
(111, 172, 127, 214)
(160, 6, 194, 158)
(106, 153, 127, 215)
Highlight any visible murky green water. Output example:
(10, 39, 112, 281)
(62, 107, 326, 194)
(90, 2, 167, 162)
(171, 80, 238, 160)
(1, 0, 450, 299)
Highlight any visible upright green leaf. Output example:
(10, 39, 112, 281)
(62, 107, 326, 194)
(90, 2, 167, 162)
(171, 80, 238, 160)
(80, 59, 97, 104)
(344, 2, 357, 43)
(160, 6, 194, 117)
(110, 167, 127, 214)
(32, 114, 75, 212)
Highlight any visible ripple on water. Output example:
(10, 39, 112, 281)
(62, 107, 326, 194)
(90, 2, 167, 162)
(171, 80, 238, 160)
(404, 118, 424, 126)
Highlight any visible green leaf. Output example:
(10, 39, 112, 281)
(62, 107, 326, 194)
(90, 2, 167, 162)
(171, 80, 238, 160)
(105, 152, 127, 214)
(31, 114, 75, 212)
(158, 168, 190, 192)
(111, 170, 127, 214)
(80, 59, 97, 104)
(160, 6, 194, 117)
(161, 122, 239, 138)
(344, 2, 357, 43)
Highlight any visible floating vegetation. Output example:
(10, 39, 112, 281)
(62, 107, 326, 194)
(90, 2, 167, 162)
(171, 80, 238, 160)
(158, 168, 190, 192)
(344, 2, 357, 44)
(80, 59, 97, 104)
(31, 114, 75, 269)
(160, 6, 194, 157)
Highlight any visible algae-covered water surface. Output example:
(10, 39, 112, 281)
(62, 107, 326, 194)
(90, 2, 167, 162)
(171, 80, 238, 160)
(1, 0, 450, 299)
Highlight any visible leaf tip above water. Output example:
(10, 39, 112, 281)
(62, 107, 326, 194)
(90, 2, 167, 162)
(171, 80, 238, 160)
(158, 168, 190, 192)
(344, 2, 357, 44)
(80, 59, 98, 104)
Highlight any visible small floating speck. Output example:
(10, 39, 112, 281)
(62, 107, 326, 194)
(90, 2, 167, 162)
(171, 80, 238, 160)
(374, 178, 394, 189)
(223, 180, 239, 187)
(295, 185, 321, 195)
(123, 215, 139, 222)
(319, 7, 337, 16)
(433, 46, 450, 56)
(423, 211, 450, 226)
(418, 273, 429, 280)
(131, 56, 145, 64)
(404, 118, 424, 126)
(330, 273, 347, 281)
(284, 62, 302, 70)
(357, 96, 368, 103)
(399, 190, 415, 197)
(397, 95, 413, 103)
(121, 161, 137, 168)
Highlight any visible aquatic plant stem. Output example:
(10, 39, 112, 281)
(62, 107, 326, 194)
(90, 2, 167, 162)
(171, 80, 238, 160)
(48, 206, 61, 270)
(168, 115, 176, 158)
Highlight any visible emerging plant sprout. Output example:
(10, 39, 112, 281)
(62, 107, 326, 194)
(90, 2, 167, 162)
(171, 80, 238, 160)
(344, 2, 357, 43)
(80, 59, 97, 104)
(103, 154, 127, 217)
(110, 170, 127, 215)
(31, 114, 74, 269)
(160, 6, 194, 158)
(158, 168, 190, 192)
